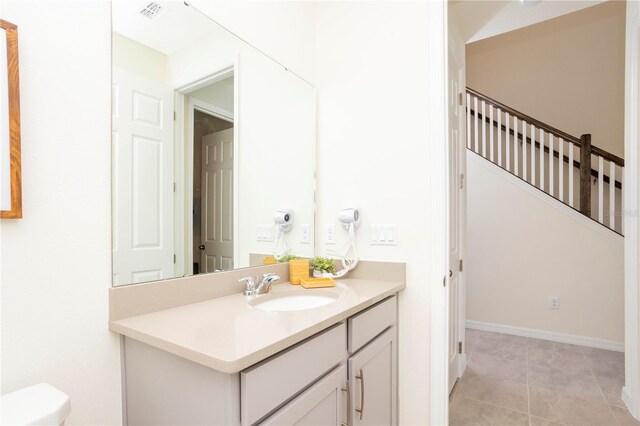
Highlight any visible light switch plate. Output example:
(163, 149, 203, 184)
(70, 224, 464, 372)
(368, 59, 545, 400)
(370, 224, 397, 245)
(326, 224, 336, 244)
(256, 225, 274, 242)
(300, 224, 311, 244)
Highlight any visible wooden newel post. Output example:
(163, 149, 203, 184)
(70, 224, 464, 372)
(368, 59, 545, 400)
(580, 134, 592, 216)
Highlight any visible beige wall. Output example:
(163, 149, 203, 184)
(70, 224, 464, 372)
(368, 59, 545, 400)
(466, 152, 624, 343)
(466, 1, 626, 157)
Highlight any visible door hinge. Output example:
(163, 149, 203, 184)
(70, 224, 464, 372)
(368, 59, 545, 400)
(458, 342, 463, 354)
(173, 111, 176, 121)
(173, 254, 176, 264)
(173, 182, 176, 193)
(459, 259, 463, 272)
(443, 275, 446, 287)
(458, 92, 463, 106)
(459, 173, 465, 189)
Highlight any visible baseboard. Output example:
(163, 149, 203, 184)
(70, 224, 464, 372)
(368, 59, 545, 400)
(622, 386, 634, 415)
(466, 320, 624, 352)
(458, 353, 467, 378)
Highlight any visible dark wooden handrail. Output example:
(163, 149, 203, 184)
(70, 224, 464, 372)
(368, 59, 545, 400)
(467, 87, 624, 167)
(469, 110, 622, 189)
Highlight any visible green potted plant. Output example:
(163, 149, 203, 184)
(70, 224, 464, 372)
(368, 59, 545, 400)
(310, 256, 336, 278)
(276, 254, 300, 263)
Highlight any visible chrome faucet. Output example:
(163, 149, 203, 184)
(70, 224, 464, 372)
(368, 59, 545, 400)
(238, 273, 280, 296)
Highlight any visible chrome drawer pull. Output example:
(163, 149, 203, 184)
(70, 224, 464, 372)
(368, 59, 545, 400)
(341, 380, 350, 426)
(355, 369, 365, 420)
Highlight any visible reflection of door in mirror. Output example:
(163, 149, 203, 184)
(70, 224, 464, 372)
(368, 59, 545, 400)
(188, 88, 234, 275)
(112, 68, 175, 286)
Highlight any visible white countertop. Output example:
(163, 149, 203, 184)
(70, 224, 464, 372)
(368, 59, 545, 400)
(109, 278, 404, 373)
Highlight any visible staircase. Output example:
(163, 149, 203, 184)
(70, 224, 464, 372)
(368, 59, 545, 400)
(466, 88, 624, 235)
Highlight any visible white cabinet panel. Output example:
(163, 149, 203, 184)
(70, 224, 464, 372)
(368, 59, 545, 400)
(348, 327, 397, 426)
(348, 296, 396, 353)
(261, 365, 348, 426)
(241, 323, 347, 425)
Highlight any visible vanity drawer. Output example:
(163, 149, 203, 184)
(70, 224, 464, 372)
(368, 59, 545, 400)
(241, 322, 347, 425)
(348, 295, 397, 353)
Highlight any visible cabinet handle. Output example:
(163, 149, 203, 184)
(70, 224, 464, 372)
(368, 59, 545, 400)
(341, 380, 350, 426)
(355, 368, 365, 420)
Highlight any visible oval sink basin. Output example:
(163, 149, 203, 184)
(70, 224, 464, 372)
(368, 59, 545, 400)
(249, 291, 339, 312)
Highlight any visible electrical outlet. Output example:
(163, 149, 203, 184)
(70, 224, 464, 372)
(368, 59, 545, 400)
(256, 226, 274, 242)
(326, 224, 336, 244)
(300, 224, 311, 244)
(370, 224, 397, 245)
(549, 296, 560, 309)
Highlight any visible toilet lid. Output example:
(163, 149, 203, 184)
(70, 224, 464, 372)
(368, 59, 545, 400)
(1, 383, 71, 425)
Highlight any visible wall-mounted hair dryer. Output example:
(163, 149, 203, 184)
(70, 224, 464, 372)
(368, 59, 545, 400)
(322, 206, 361, 278)
(274, 208, 293, 259)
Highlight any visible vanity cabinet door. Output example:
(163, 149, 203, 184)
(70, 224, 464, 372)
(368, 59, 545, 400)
(260, 365, 348, 426)
(348, 327, 397, 426)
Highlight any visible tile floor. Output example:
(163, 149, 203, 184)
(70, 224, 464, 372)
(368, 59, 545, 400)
(449, 329, 639, 426)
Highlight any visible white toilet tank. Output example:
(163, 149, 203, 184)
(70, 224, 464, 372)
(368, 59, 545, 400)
(1, 383, 71, 425)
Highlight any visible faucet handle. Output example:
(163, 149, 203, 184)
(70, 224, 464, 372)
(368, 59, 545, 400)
(238, 276, 256, 291)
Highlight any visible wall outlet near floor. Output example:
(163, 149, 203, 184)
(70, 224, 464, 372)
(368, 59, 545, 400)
(549, 296, 560, 309)
(325, 224, 336, 244)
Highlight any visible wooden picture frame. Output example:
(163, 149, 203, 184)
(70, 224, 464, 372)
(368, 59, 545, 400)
(0, 19, 21, 219)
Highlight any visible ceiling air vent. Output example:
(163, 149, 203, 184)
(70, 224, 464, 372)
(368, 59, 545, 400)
(138, 2, 167, 20)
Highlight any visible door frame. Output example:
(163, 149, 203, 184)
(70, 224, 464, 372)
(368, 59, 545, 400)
(173, 62, 239, 276)
(191, 99, 234, 273)
(441, 2, 640, 423)
(447, 42, 467, 387)
(624, 1, 640, 419)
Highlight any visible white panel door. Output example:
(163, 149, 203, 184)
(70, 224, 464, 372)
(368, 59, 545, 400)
(261, 365, 348, 426)
(200, 128, 234, 273)
(447, 50, 464, 394)
(112, 68, 174, 285)
(349, 327, 397, 426)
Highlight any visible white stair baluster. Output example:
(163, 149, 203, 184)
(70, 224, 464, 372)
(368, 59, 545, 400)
(489, 105, 494, 161)
(482, 101, 487, 157)
(474, 97, 479, 153)
(559, 138, 564, 202)
(539, 128, 545, 191)
(548, 133, 554, 196)
(505, 112, 510, 172)
(610, 161, 616, 230)
(497, 108, 502, 167)
(522, 120, 527, 181)
(466, 94, 471, 149)
(598, 155, 604, 223)
(531, 124, 536, 185)
(569, 143, 574, 208)
(514, 117, 519, 176)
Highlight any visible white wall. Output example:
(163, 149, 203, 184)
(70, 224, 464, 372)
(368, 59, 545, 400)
(466, 152, 624, 343)
(190, 0, 316, 84)
(0, 1, 122, 424)
(190, 77, 234, 113)
(450, 0, 605, 44)
(169, 24, 316, 266)
(112, 33, 169, 84)
(315, 2, 446, 423)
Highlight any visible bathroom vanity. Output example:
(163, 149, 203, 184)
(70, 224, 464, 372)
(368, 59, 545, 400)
(109, 263, 404, 426)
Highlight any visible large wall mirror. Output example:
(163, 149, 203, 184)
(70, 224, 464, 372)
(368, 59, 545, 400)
(111, 1, 315, 286)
